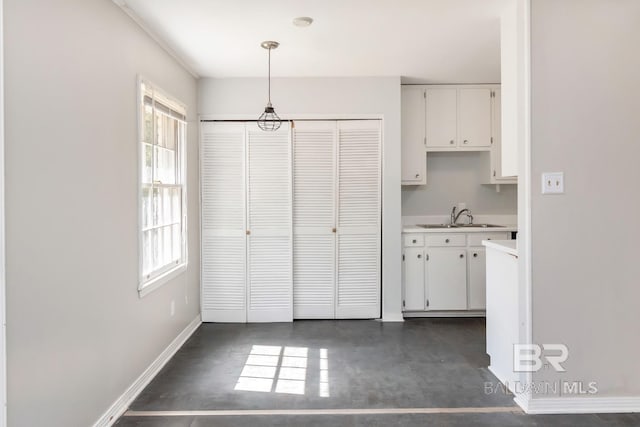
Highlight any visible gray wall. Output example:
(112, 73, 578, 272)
(402, 152, 517, 216)
(530, 0, 640, 397)
(199, 77, 404, 321)
(4, 0, 200, 425)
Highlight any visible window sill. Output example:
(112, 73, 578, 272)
(138, 263, 187, 298)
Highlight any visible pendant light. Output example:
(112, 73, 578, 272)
(257, 41, 282, 131)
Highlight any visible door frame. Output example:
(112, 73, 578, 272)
(0, 0, 8, 423)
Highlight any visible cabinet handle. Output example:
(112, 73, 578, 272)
(463, 139, 469, 144)
(415, 173, 420, 178)
(459, 254, 464, 258)
(246, 230, 251, 235)
(417, 254, 422, 259)
(473, 253, 478, 258)
(412, 239, 417, 243)
(449, 140, 455, 145)
(445, 238, 450, 243)
(332, 227, 337, 233)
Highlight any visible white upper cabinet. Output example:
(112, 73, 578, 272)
(425, 86, 493, 150)
(488, 89, 517, 184)
(425, 88, 458, 149)
(401, 86, 427, 185)
(458, 88, 492, 148)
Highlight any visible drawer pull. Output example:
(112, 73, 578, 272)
(417, 254, 422, 259)
(473, 253, 478, 258)
(445, 238, 450, 243)
(412, 239, 417, 243)
(459, 254, 464, 258)
(449, 140, 454, 144)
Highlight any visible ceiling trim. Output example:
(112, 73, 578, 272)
(112, 0, 200, 79)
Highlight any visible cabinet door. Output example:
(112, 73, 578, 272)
(467, 248, 486, 310)
(459, 88, 492, 148)
(292, 121, 336, 319)
(403, 248, 425, 311)
(426, 248, 467, 310)
(336, 120, 381, 319)
(490, 89, 517, 183)
(426, 88, 457, 148)
(200, 122, 247, 322)
(401, 87, 426, 184)
(246, 123, 293, 322)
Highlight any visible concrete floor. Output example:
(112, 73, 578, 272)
(115, 319, 640, 426)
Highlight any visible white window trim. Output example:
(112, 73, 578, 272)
(137, 75, 188, 297)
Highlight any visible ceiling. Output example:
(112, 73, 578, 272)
(120, 0, 509, 83)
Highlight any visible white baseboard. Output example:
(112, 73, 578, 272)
(93, 315, 202, 427)
(403, 311, 485, 318)
(516, 394, 640, 414)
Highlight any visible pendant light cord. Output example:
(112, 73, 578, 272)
(267, 47, 272, 106)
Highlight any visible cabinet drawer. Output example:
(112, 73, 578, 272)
(425, 233, 466, 247)
(404, 234, 425, 247)
(467, 232, 511, 246)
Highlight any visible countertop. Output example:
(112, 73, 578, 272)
(403, 225, 517, 233)
(482, 239, 518, 256)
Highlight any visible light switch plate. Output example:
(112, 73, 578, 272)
(542, 172, 564, 194)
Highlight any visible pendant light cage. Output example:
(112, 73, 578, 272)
(257, 41, 282, 132)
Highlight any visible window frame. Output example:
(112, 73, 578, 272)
(137, 76, 188, 297)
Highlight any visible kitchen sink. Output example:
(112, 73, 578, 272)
(455, 224, 505, 228)
(416, 223, 505, 229)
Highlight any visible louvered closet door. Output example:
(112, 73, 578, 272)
(200, 122, 247, 322)
(336, 120, 381, 319)
(246, 122, 293, 322)
(292, 121, 336, 319)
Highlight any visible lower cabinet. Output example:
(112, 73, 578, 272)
(467, 248, 487, 310)
(402, 231, 511, 314)
(403, 248, 426, 311)
(426, 248, 467, 310)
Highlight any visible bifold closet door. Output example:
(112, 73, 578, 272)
(246, 123, 293, 322)
(200, 122, 247, 322)
(292, 121, 336, 319)
(336, 120, 381, 319)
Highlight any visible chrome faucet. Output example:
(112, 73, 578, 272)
(450, 206, 474, 225)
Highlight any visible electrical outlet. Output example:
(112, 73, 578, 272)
(170, 300, 175, 317)
(542, 172, 564, 194)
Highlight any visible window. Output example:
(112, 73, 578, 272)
(138, 79, 187, 295)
